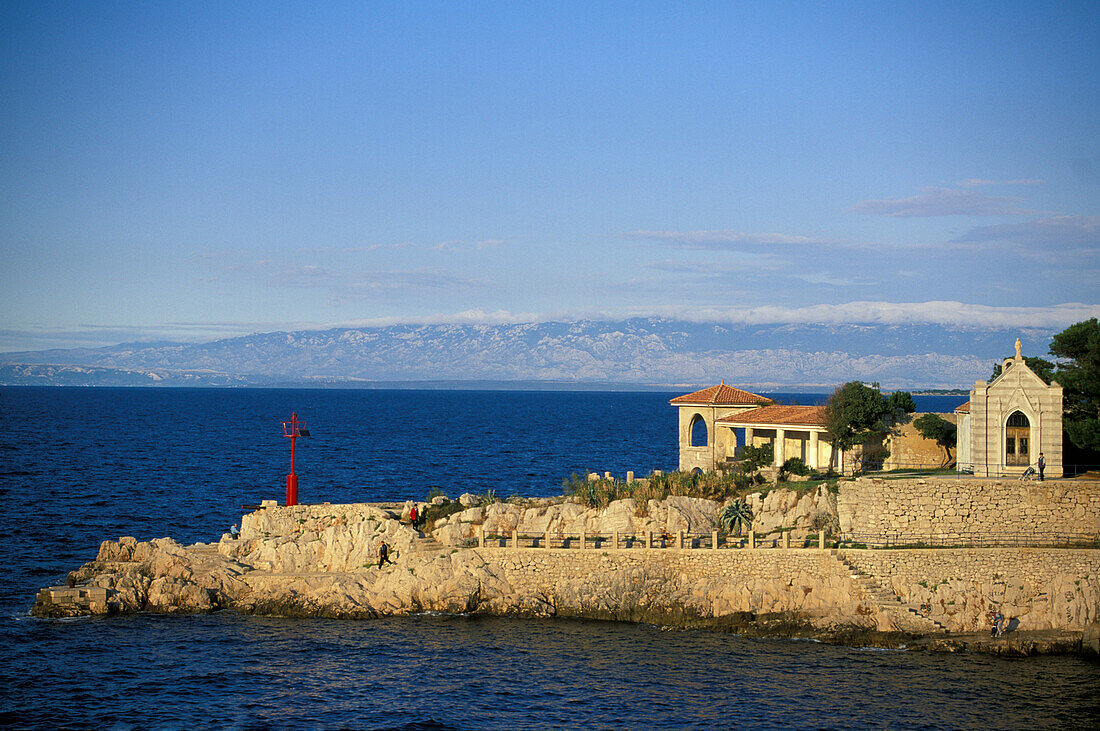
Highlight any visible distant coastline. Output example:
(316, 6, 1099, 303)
(909, 388, 969, 396)
(0, 378, 972, 395)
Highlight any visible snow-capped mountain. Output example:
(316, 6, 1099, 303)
(0, 319, 1056, 389)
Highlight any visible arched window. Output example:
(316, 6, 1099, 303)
(690, 414, 708, 447)
(1005, 411, 1030, 466)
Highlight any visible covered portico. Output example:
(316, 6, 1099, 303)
(669, 382, 774, 472)
(715, 404, 841, 472)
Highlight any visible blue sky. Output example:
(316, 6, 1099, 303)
(2, 1, 1098, 350)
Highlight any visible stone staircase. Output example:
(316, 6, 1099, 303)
(408, 531, 445, 554)
(833, 549, 949, 634)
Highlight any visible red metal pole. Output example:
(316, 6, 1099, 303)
(286, 412, 299, 507)
(290, 413, 297, 475)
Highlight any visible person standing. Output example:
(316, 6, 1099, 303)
(1038, 452, 1045, 482)
(409, 505, 419, 530)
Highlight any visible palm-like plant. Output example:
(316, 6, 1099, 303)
(719, 499, 753, 536)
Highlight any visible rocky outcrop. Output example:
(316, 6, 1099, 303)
(31, 492, 1100, 656)
(31, 495, 860, 624)
(427, 487, 838, 547)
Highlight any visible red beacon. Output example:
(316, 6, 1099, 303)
(281, 413, 310, 506)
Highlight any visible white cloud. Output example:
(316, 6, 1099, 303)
(338, 301, 1100, 329)
(792, 273, 869, 287)
(952, 215, 1100, 247)
(848, 187, 1034, 217)
(643, 255, 783, 274)
(336, 309, 542, 328)
(298, 243, 414, 254)
(955, 178, 1045, 188)
(621, 229, 823, 247)
(432, 238, 508, 252)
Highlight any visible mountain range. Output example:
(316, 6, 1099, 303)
(0, 319, 1058, 389)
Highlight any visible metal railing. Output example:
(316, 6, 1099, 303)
(472, 527, 1100, 551)
(857, 460, 1100, 479)
(839, 531, 1100, 549)
(476, 527, 830, 550)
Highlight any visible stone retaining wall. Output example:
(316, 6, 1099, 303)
(843, 548, 1100, 631)
(837, 477, 1100, 540)
(477, 547, 866, 621)
(475, 543, 1100, 632)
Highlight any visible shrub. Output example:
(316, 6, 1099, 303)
(422, 500, 464, 526)
(782, 457, 810, 476)
(719, 499, 753, 536)
(740, 444, 774, 472)
(810, 508, 839, 535)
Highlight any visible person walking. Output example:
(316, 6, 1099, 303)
(378, 540, 393, 569)
(1038, 452, 1045, 481)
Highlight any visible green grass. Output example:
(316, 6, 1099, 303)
(863, 467, 958, 480)
(563, 469, 842, 509)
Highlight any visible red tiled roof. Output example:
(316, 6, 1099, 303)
(955, 401, 971, 413)
(715, 404, 826, 427)
(669, 383, 774, 406)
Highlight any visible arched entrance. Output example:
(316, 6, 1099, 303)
(689, 413, 708, 447)
(1005, 411, 1030, 467)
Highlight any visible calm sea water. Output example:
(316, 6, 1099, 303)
(1, 386, 1094, 730)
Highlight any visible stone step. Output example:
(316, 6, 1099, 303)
(897, 605, 949, 632)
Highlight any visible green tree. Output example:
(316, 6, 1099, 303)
(886, 390, 917, 415)
(913, 413, 957, 467)
(739, 443, 773, 472)
(1050, 318, 1100, 452)
(825, 381, 915, 470)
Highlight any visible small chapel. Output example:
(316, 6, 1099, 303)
(955, 338, 1063, 478)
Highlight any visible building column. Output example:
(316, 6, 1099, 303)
(744, 427, 754, 450)
(808, 431, 819, 469)
(774, 429, 785, 466)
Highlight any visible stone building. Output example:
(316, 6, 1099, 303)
(716, 404, 843, 471)
(955, 339, 1063, 477)
(669, 382, 773, 472)
(670, 385, 849, 473)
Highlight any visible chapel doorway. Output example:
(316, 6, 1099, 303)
(1005, 411, 1030, 467)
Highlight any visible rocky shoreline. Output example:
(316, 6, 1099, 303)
(31, 490, 1100, 659)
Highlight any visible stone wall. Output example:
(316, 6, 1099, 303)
(843, 548, 1100, 631)
(882, 414, 956, 470)
(477, 543, 1100, 632)
(480, 546, 866, 622)
(837, 477, 1100, 541)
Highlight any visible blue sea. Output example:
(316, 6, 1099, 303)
(0, 386, 1095, 730)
